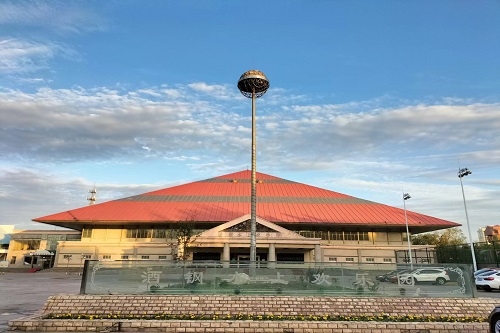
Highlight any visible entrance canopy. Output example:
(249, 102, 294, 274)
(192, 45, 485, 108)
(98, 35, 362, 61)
(32, 250, 54, 256)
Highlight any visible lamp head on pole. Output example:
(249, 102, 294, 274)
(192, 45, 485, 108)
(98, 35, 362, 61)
(403, 193, 411, 201)
(237, 70, 269, 98)
(458, 167, 472, 178)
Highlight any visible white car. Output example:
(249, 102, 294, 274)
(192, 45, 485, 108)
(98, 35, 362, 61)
(476, 271, 500, 291)
(398, 268, 450, 285)
(474, 268, 500, 278)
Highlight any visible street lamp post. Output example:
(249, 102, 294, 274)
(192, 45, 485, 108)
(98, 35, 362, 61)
(458, 167, 477, 272)
(403, 193, 413, 270)
(237, 70, 270, 276)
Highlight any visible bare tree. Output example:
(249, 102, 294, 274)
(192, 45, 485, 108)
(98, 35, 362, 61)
(175, 222, 197, 261)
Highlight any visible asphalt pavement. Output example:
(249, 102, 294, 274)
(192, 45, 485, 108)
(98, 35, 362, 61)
(0, 270, 81, 333)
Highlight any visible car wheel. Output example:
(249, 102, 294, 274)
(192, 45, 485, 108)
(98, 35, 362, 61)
(490, 314, 500, 333)
(485, 285, 492, 292)
(436, 277, 446, 285)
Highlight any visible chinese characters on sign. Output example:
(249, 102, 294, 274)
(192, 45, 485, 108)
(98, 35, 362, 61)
(141, 267, 162, 284)
(184, 271, 204, 284)
(311, 272, 332, 286)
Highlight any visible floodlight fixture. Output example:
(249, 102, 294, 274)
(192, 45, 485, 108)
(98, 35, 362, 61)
(238, 70, 270, 98)
(458, 168, 472, 178)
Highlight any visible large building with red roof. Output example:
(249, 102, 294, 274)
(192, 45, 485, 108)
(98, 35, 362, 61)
(33, 170, 460, 267)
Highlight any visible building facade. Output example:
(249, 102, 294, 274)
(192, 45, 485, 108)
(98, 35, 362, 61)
(33, 171, 459, 268)
(484, 225, 500, 243)
(6, 230, 81, 269)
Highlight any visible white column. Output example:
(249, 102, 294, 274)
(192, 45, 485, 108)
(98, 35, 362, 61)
(314, 244, 322, 263)
(268, 243, 276, 268)
(222, 243, 230, 268)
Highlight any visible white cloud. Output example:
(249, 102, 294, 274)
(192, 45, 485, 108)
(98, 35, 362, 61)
(0, 38, 60, 74)
(187, 82, 237, 100)
(163, 89, 184, 99)
(1, 85, 499, 235)
(0, 167, 165, 230)
(2, 86, 499, 172)
(0, 1, 106, 34)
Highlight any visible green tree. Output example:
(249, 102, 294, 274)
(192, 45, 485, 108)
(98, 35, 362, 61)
(437, 228, 467, 246)
(411, 232, 440, 245)
(411, 227, 466, 247)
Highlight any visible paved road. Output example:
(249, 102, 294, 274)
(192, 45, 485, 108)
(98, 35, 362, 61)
(0, 271, 81, 333)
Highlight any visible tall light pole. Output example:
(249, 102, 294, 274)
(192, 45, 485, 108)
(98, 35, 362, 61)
(237, 70, 269, 275)
(458, 167, 477, 271)
(403, 193, 413, 270)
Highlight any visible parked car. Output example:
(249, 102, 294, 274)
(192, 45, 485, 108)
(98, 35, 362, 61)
(389, 269, 412, 283)
(397, 268, 450, 285)
(475, 268, 500, 278)
(376, 270, 403, 282)
(488, 305, 500, 333)
(476, 271, 500, 291)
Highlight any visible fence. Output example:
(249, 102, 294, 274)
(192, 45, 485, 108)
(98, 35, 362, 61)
(427, 241, 500, 268)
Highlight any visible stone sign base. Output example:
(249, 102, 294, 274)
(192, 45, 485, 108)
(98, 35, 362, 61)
(9, 294, 496, 333)
(9, 317, 487, 333)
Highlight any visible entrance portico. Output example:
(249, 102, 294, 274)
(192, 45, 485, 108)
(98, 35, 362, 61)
(189, 215, 322, 263)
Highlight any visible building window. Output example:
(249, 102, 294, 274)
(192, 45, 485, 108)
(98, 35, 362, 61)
(102, 255, 111, 260)
(141, 255, 150, 260)
(63, 254, 72, 259)
(384, 258, 392, 263)
(359, 232, 369, 241)
(345, 257, 354, 262)
(159, 255, 168, 260)
(126, 229, 137, 238)
(121, 255, 129, 260)
(344, 232, 358, 241)
(12, 240, 40, 251)
(82, 255, 91, 259)
(137, 229, 152, 238)
(66, 234, 81, 241)
(365, 257, 375, 262)
(82, 228, 93, 238)
(298, 230, 315, 238)
(10, 256, 16, 264)
(328, 257, 337, 262)
(153, 229, 167, 238)
(330, 232, 343, 241)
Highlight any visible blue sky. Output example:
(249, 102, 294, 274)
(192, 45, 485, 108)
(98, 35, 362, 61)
(0, 1, 499, 241)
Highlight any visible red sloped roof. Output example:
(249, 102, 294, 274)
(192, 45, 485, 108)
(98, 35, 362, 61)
(33, 170, 460, 230)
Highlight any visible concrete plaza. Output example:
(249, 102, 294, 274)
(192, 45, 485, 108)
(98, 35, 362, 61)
(0, 270, 81, 332)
